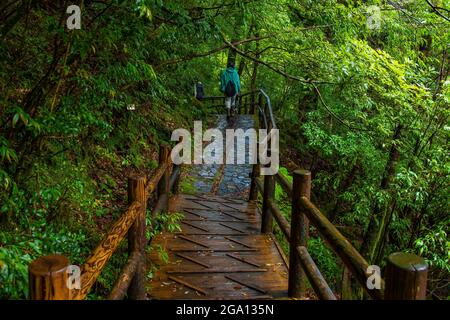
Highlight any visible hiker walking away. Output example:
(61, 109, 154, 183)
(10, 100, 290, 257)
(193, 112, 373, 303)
(220, 61, 241, 117)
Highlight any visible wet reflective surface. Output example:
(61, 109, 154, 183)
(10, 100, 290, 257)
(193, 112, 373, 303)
(190, 114, 254, 199)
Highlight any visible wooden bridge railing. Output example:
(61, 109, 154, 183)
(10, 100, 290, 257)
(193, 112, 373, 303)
(242, 89, 428, 300)
(201, 89, 262, 116)
(28, 144, 181, 300)
(30, 89, 429, 300)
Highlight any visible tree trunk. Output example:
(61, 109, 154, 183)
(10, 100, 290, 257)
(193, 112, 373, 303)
(250, 32, 260, 90)
(227, 38, 237, 66)
(360, 124, 402, 263)
(237, 24, 254, 76)
(329, 161, 360, 222)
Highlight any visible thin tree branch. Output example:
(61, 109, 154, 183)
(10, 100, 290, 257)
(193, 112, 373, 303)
(425, 0, 450, 22)
(156, 34, 274, 67)
(313, 84, 372, 132)
(222, 31, 334, 85)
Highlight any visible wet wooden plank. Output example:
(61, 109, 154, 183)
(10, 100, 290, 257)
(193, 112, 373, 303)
(147, 194, 289, 299)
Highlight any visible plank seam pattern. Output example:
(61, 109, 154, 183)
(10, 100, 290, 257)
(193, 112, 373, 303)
(148, 194, 289, 299)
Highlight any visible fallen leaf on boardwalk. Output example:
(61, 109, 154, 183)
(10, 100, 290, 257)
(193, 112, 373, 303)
(272, 262, 282, 272)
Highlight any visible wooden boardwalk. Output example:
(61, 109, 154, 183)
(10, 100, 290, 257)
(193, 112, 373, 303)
(147, 194, 289, 299)
(27, 96, 428, 301)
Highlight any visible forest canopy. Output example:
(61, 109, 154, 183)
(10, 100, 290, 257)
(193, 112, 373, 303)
(0, 0, 449, 299)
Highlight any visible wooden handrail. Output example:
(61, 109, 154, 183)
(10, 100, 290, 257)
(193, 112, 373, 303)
(253, 164, 429, 300)
(296, 246, 336, 300)
(73, 201, 143, 300)
(300, 196, 384, 300)
(255, 168, 381, 299)
(273, 170, 385, 298)
(274, 169, 383, 298)
(257, 104, 268, 129)
(255, 176, 264, 195)
(108, 250, 142, 300)
(201, 88, 276, 130)
(275, 172, 292, 198)
(246, 89, 427, 300)
(145, 160, 169, 195)
(201, 95, 225, 100)
(28, 144, 181, 300)
(267, 198, 291, 241)
(259, 89, 277, 129)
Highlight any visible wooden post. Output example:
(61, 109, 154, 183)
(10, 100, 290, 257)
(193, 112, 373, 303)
(288, 169, 311, 298)
(237, 95, 242, 114)
(263, 99, 268, 129)
(261, 151, 275, 233)
(385, 252, 428, 300)
(172, 137, 182, 194)
(249, 164, 260, 201)
(172, 164, 181, 194)
(127, 175, 147, 300)
(244, 96, 248, 114)
(264, 100, 269, 129)
(29, 254, 71, 300)
(158, 144, 170, 212)
(248, 133, 260, 202)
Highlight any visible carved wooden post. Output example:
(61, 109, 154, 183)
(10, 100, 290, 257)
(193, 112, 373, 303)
(288, 169, 311, 298)
(261, 150, 275, 233)
(127, 175, 147, 300)
(158, 144, 170, 212)
(385, 252, 428, 300)
(29, 255, 71, 300)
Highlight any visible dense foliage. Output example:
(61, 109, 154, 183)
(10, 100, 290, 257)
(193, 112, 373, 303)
(1, 0, 448, 299)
